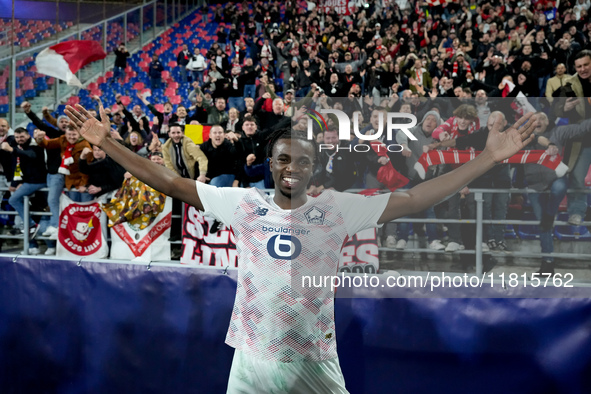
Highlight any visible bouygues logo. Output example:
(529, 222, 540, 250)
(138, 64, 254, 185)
(305, 108, 418, 152)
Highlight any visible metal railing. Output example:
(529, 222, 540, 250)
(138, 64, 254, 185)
(0, 187, 589, 274)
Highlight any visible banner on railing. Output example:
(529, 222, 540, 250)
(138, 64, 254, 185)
(339, 228, 379, 273)
(181, 205, 238, 267)
(110, 197, 172, 261)
(56, 194, 108, 259)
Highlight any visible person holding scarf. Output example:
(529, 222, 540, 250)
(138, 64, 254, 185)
(34, 125, 92, 203)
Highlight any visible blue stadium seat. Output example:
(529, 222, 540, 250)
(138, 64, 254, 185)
(518, 212, 540, 240)
(504, 224, 517, 239)
(554, 214, 591, 241)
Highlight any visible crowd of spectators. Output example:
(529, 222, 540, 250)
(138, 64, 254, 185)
(1, 0, 591, 273)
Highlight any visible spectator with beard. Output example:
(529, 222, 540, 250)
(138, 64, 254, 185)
(474, 51, 507, 92)
(34, 125, 92, 203)
(21, 101, 67, 238)
(231, 115, 271, 188)
(1, 128, 46, 240)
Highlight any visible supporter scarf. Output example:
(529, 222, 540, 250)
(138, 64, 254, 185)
(452, 60, 472, 76)
(13, 158, 22, 181)
(162, 112, 172, 127)
(370, 141, 409, 191)
(415, 68, 425, 85)
(414, 150, 569, 180)
(58, 143, 75, 175)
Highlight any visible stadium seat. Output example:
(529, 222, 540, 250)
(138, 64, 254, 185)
(553, 213, 591, 241)
(517, 212, 540, 240)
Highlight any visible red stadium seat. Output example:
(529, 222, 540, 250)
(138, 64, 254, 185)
(154, 103, 164, 112)
(119, 96, 131, 106)
(67, 96, 80, 105)
(133, 82, 145, 90)
(559, 196, 567, 212)
(168, 60, 177, 68)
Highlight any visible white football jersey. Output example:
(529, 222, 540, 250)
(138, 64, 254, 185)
(196, 183, 389, 362)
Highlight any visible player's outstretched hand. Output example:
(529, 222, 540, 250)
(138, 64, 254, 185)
(65, 104, 111, 147)
(485, 112, 537, 164)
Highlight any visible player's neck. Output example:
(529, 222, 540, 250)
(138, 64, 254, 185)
(273, 191, 307, 210)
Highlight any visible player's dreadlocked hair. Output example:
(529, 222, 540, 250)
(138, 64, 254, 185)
(265, 127, 317, 158)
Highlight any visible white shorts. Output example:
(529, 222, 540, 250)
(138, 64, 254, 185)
(226, 349, 349, 394)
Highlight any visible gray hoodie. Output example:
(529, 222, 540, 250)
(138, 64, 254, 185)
(396, 110, 442, 181)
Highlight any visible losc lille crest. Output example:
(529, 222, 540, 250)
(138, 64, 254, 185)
(58, 201, 104, 256)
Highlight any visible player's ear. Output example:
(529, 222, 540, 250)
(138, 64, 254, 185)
(269, 157, 273, 170)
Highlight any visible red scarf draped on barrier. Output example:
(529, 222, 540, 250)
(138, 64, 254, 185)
(414, 149, 568, 180)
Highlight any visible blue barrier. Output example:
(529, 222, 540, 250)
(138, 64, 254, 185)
(1, 257, 591, 393)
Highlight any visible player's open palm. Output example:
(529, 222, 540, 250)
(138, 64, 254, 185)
(65, 104, 111, 147)
(486, 112, 536, 164)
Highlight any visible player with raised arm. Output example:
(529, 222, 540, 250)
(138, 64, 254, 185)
(65, 103, 536, 393)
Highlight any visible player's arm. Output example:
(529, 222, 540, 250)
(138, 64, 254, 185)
(66, 104, 204, 211)
(378, 112, 537, 224)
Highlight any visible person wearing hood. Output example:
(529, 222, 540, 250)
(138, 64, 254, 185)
(393, 110, 446, 251)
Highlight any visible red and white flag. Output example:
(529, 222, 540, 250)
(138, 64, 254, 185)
(35, 40, 106, 87)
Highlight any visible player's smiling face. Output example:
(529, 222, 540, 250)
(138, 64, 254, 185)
(270, 139, 315, 201)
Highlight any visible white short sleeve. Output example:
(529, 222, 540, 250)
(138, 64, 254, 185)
(332, 192, 390, 237)
(196, 182, 248, 227)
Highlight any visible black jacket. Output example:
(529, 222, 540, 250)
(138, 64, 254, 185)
(200, 139, 239, 180)
(253, 98, 291, 133)
(11, 138, 47, 184)
(177, 50, 191, 67)
(79, 156, 126, 196)
(25, 110, 63, 174)
(114, 48, 130, 68)
(233, 130, 274, 185)
(0, 135, 15, 181)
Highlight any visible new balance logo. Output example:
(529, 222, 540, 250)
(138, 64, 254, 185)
(254, 207, 269, 216)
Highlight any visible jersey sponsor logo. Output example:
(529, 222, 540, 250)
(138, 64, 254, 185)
(261, 226, 310, 236)
(253, 206, 268, 216)
(304, 206, 326, 225)
(267, 234, 302, 260)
